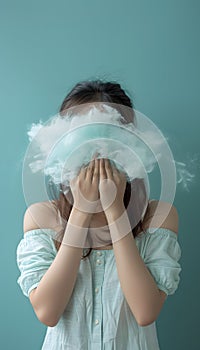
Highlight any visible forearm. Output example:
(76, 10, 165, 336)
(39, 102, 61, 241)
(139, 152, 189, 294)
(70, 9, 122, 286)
(105, 205, 163, 326)
(32, 207, 92, 326)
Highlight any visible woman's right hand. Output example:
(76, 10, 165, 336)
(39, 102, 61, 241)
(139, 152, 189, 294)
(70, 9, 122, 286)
(69, 155, 100, 214)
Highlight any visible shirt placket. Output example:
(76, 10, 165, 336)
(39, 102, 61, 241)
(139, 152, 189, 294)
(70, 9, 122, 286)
(92, 250, 105, 347)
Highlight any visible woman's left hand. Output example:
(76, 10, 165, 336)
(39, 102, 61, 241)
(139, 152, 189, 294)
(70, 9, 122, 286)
(98, 158, 127, 214)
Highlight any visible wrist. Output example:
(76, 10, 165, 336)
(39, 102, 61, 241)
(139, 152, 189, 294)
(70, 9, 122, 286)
(104, 203, 126, 223)
(69, 206, 93, 227)
(105, 207, 132, 244)
(62, 207, 92, 248)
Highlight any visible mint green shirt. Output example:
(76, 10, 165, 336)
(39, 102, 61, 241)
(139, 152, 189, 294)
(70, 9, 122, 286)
(16, 227, 182, 350)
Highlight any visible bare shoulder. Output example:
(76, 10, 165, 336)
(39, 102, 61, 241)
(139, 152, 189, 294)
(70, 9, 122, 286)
(23, 200, 59, 235)
(142, 199, 179, 236)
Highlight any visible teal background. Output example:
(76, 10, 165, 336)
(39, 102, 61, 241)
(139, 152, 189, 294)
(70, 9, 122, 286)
(1, 0, 199, 349)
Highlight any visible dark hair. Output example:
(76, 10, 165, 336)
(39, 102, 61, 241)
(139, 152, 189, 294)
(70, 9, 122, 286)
(51, 79, 149, 259)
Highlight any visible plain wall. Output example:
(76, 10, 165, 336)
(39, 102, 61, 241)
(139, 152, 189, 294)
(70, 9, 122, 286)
(1, 0, 199, 349)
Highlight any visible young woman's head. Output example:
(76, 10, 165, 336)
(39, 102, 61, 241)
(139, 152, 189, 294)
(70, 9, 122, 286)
(51, 79, 148, 258)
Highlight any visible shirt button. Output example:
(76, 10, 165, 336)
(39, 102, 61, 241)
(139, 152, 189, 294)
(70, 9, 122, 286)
(95, 319, 99, 325)
(96, 259, 101, 265)
(97, 251, 102, 256)
(95, 287, 99, 293)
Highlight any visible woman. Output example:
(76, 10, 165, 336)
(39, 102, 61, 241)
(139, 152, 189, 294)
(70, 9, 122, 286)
(16, 79, 182, 349)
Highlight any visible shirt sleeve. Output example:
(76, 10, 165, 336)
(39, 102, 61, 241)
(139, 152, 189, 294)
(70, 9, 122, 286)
(142, 227, 182, 296)
(16, 229, 57, 298)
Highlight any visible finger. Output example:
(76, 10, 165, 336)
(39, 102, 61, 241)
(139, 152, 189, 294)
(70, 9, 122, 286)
(92, 157, 99, 182)
(110, 160, 119, 171)
(112, 163, 119, 175)
(79, 164, 87, 179)
(86, 158, 95, 181)
(104, 158, 113, 179)
(112, 167, 118, 179)
(99, 158, 106, 179)
(92, 151, 99, 160)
